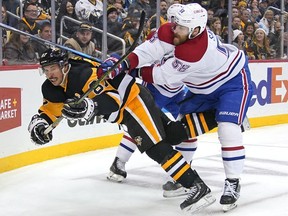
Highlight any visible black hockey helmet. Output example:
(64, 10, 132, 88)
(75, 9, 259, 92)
(40, 48, 68, 67)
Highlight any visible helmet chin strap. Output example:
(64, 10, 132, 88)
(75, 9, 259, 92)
(60, 63, 71, 86)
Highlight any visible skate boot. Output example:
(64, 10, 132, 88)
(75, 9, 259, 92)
(220, 178, 241, 212)
(162, 181, 189, 198)
(180, 171, 216, 213)
(107, 157, 127, 182)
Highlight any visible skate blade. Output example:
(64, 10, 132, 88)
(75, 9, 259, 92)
(182, 193, 216, 214)
(106, 171, 125, 182)
(222, 203, 237, 212)
(163, 188, 189, 198)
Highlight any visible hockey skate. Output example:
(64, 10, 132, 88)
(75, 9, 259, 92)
(220, 178, 241, 212)
(180, 171, 216, 214)
(162, 181, 189, 198)
(107, 157, 127, 182)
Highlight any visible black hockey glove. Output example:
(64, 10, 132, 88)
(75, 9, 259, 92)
(62, 97, 97, 121)
(164, 121, 189, 145)
(28, 114, 53, 145)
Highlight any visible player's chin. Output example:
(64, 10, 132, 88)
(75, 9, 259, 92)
(173, 37, 183, 46)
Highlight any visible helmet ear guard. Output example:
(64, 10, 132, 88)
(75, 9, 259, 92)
(174, 3, 207, 39)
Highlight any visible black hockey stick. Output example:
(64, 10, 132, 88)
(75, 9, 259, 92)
(0, 23, 103, 63)
(43, 11, 146, 135)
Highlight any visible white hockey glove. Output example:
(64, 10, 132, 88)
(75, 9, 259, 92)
(62, 97, 97, 121)
(28, 114, 53, 145)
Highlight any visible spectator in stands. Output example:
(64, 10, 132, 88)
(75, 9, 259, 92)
(56, 0, 78, 40)
(113, 1, 128, 22)
(250, 6, 261, 23)
(237, 1, 248, 13)
(3, 0, 20, 27)
(249, 0, 259, 10)
(210, 0, 227, 16)
(207, 8, 214, 22)
(3, 23, 37, 65)
(209, 16, 224, 42)
(20, 0, 51, 21)
(245, 28, 272, 60)
(240, 9, 251, 30)
(232, 6, 240, 18)
(95, 5, 124, 54)
(19, 2, 41, 35)
(31, 21, 52, 58)
(259, 9, 276, 34)
(232, 16, 242, 30)
(148, 0, 168, 33)
(128, 0, 152, 18)
(121, 11, 142, 47)
(232, 29, 245, 50)
(269, 21, 282, 58)
(75, 0, 103, 23)
(1, 5, 9, 44)
(64, 22, 98, 58)
(259, 0, 269, 17)
(243, 21, 256, 47)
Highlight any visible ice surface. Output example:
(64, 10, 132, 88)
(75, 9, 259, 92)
(0, 124, 288, 216)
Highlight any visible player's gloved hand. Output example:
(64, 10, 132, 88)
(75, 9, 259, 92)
(164, 121, 189, 145)
(62, 97, 97, 121)
(97, 53, 128, 79)
(28, 114, 53, 145)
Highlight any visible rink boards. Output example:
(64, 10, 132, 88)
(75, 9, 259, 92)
(0, 60, 287, 173)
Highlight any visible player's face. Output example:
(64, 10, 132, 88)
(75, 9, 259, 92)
(172, 24, 189, 45)
(42, 64, 64, 86)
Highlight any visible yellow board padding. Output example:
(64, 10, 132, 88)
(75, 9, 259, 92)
(0, 133, 124, 174)
(208, 114, 288, 133)
(249, 114, 288, 128)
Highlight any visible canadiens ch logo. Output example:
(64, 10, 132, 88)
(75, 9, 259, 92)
(134, 136, 143, 146)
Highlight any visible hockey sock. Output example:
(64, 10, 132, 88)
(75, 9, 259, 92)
(116, 133, 137, 163)
(175, 138, 198, 164)
(218, 122, 245, 179)
(161, 150, 197, 188)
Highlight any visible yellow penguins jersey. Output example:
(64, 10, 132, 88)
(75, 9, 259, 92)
(38, 58, 140, 124)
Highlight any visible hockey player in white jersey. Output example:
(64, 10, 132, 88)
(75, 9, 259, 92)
(105, 3, 253, 213)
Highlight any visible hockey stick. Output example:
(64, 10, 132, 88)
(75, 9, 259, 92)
(0, 23, 103, 63)
(43, 11, 146, 135)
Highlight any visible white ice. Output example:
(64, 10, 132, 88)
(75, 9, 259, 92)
(0, 124, 288, 216)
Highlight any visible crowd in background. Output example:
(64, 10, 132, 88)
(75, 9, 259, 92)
(1, 0, 288, 65)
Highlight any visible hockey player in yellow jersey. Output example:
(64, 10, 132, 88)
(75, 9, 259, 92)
(28, 48, 217, 214)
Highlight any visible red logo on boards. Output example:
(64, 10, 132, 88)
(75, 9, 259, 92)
(0, 88, 21, 132)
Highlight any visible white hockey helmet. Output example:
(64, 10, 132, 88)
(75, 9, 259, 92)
(174, 3, 207, 38)
(167, 3, 184, 22)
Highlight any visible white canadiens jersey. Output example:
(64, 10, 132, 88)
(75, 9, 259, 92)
(133, 23, 246, 94)
(75, 0, 103, 21)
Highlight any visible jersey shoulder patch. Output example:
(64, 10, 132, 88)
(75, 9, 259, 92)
(175, 29, 208, 62)
(158, 23, 174, 45)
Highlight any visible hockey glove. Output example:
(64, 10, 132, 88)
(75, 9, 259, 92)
(62, 97, 97, 121)
(164, 121, 189, 145)
(28, 114, 53, 145)
(97, 53, 128, 79)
